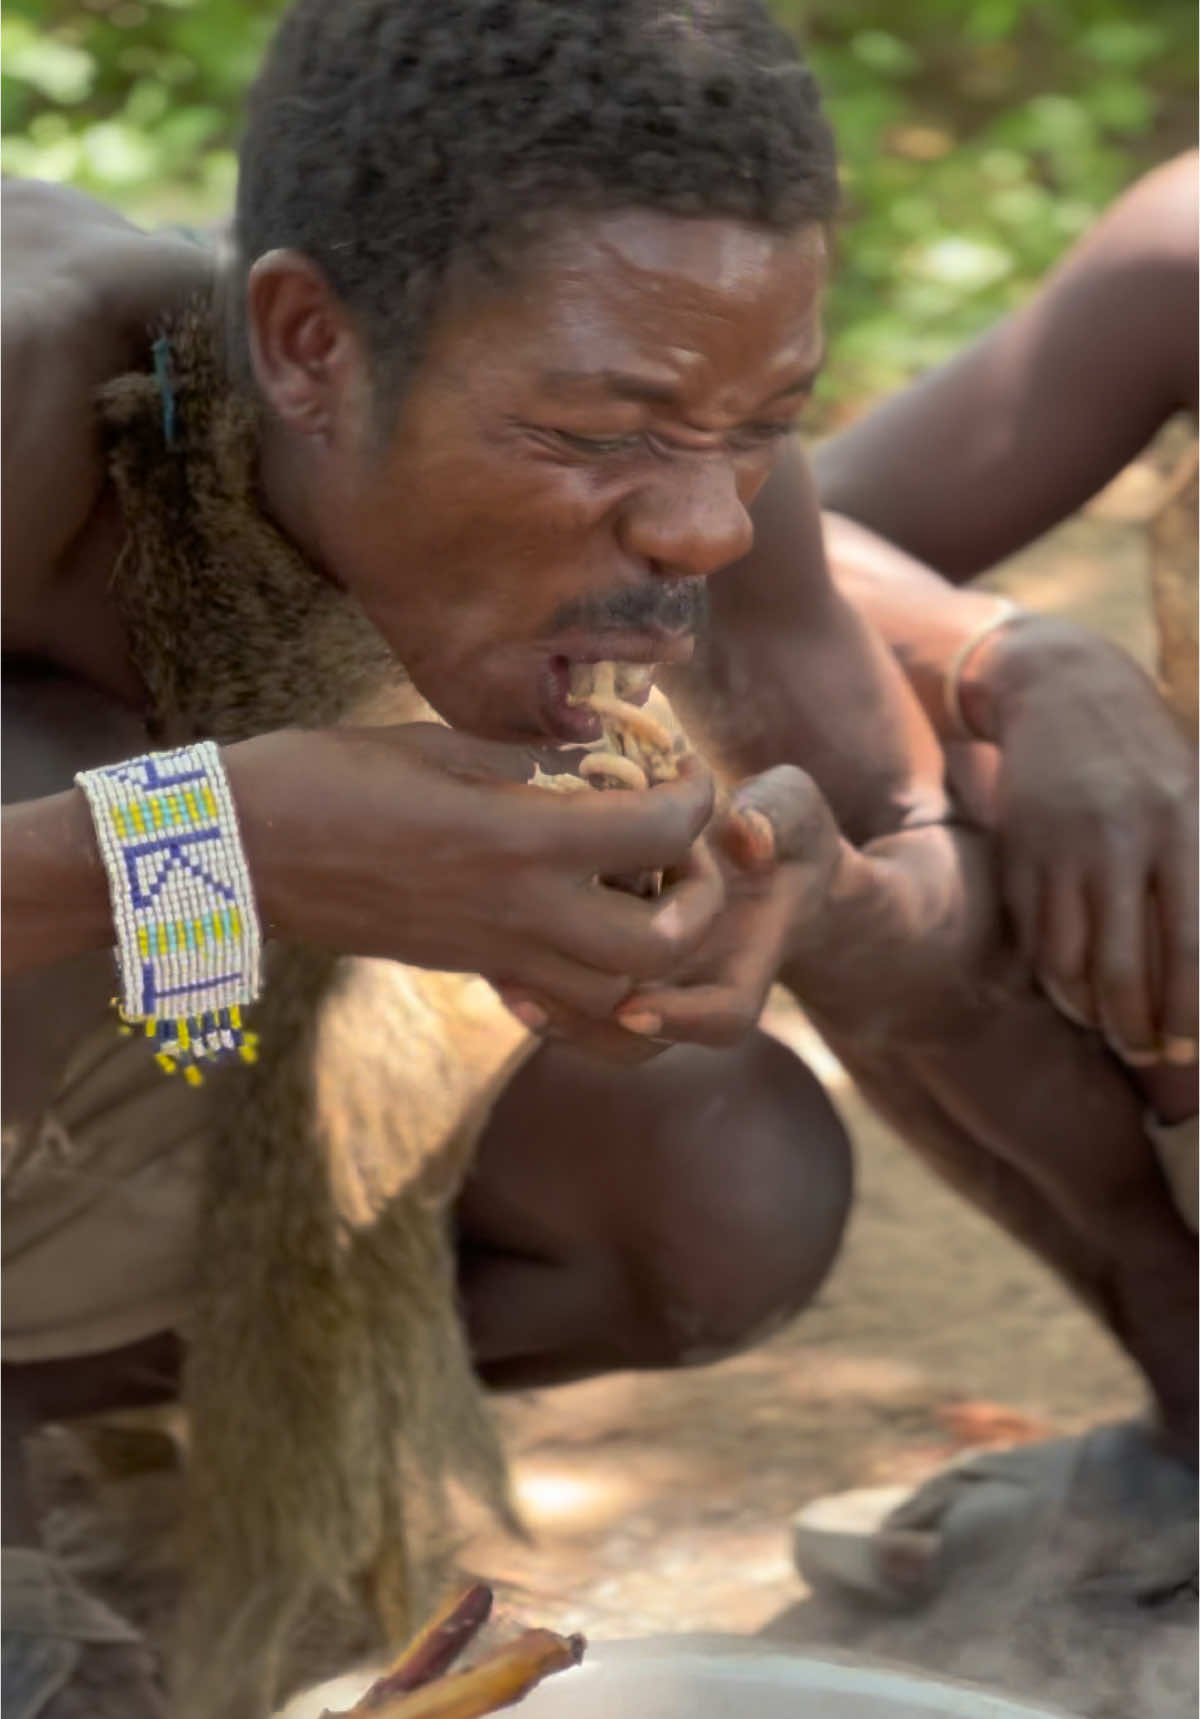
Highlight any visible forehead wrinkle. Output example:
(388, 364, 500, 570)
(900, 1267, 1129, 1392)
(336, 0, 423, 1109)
(541, 218, 824, 340)
(581, 219, 820, 301)
(442, 216, 825, 418)
(532, 291, 824, 398)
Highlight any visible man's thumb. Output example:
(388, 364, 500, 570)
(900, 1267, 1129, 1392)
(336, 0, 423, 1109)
(724, 765, 832, 871)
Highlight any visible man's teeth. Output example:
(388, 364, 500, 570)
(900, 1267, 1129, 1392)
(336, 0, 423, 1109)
(566, 661, 658, 705)
(614, 663, 656, 697)
(567, 663, 597, 702)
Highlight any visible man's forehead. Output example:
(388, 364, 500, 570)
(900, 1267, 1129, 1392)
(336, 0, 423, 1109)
(534, 344, 824, 405)
(421, 209, 826, 411)
(497, 212, 824, 398)
(541, 207, 826, 290)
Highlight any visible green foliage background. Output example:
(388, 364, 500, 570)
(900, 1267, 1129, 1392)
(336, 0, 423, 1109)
(4, 0, 1196, 415)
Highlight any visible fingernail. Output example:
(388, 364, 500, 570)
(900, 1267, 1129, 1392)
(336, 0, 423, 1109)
(1100, 1038, 1155, 1065)
(1041, 979, 1092, 1030)
(509, 1000, 549, 1033)
(735, 807, 776, 866)
(1109, 1040, 1158, 1069)
(1164, 1037, 1198, 1066)
(618, 1009, 663, 1036)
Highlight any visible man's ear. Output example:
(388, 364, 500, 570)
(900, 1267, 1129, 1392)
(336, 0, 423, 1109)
(244, 249, 361, 440)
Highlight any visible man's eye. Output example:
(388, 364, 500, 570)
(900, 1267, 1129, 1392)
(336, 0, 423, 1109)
(556, 430, 643, 456)
(729, 420, 798, 451)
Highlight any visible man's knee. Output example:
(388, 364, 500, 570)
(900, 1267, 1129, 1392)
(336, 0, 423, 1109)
(623, 1031, 852, 1369)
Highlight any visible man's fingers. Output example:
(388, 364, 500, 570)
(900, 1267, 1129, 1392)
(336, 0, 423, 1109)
(727, 765, 831, 867)
(1002, 856, 1042, 971)
(1155, 852, 1199, 1060)
(615, 982, 757, 1049)
(618, 983, 743, 1048)
(1091, 864, 1158, 1066)
(641, 839, 727, 968)
(410, 727, 715, 873)
(719, 805, 777, 875)
(515, 758, 716, 874)
(500, 939, 633, 1021)
(544, 842, 721, 985)
(570, 754, 718, 877)
(520, 845, 723, 994)
(1012, 857, 1099, 1032)
(400, 723, 602, 792)
(493, 987, 553, 1035)
(493, 985, 668, 1063)
(617, 900, 782, 1048)
(1035, 869, 1097, 1031)
(398, 723, 555, 787)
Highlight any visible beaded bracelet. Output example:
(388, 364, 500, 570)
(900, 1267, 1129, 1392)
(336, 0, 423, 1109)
(76, 742, 262, 1083)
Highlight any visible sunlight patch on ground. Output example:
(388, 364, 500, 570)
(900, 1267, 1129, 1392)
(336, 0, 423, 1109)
(514, 1458, 655, 1534)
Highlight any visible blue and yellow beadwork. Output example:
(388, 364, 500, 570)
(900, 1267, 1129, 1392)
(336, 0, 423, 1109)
(78, 743, 263, 1081)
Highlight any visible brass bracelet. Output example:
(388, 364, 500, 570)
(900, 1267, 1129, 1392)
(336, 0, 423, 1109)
(943, 597, 1023, 741)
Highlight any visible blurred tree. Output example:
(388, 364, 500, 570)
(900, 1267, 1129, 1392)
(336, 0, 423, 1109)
(2, 0, 277, 220)
(787, 0, 1197, 414)
(4, 0, 1196, 413)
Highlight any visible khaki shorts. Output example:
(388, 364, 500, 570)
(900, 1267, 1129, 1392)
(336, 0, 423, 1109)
(2, 962, 533, 1364)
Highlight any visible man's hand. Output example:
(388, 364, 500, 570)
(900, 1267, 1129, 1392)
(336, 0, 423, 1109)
(962, 617, 1198, 1067)
(224, 722, 722, 1024)
(610, 765, 848, 1048)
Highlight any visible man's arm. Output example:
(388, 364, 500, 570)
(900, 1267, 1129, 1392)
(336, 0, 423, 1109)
(806, 154, 1199, 1065)
(812, 150, 1199, 579)
(2, 791, 113, 973)
(811, 518, 1198, 1065)
(703, 450, 1196, 1067)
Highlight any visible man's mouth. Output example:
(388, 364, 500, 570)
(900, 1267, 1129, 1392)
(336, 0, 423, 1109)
(536, 632, 694, 743)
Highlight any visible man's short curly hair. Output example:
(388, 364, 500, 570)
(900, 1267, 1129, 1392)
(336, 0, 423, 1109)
(236, 0, 838, 401)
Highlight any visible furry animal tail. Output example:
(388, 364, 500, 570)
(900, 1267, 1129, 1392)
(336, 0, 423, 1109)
(173, 945, 514, 1719)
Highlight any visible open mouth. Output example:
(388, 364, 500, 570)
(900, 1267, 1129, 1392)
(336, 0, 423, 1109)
(537, 635, 693, 743)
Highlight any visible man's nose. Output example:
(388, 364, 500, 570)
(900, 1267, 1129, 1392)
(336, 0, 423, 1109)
(619, 455, 755, 578)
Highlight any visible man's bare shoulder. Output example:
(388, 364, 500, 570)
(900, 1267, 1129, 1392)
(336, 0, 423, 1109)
(2, 181, 216, 651)
(1112, 149, 1199, 270)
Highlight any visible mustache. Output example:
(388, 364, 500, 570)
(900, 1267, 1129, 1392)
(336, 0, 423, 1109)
(547, 578, 709, 639)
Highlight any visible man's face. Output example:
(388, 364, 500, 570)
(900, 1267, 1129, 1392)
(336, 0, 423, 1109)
(312, 210, 825, 741)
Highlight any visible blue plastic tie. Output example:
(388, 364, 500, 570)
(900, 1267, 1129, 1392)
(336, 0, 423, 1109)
(152, 335, 178, 447)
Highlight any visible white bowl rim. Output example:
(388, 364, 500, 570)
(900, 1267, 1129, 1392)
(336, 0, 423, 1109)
(543, 1634, 1081, 1719)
